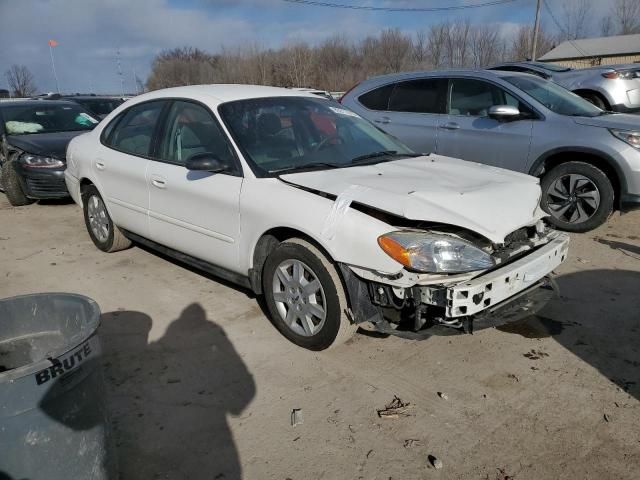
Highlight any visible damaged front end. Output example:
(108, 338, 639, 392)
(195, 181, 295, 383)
(340, 224, 570, 340)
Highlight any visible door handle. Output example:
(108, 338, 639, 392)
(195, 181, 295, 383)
(439, 122, 460, 130)
(151, 178, 166, 189)
(374, 116, 390, 124)
(95, 161, 105, 170)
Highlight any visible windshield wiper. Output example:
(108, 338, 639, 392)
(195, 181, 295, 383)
(270, 162, 344, 175)
(350, 150, 420, 165)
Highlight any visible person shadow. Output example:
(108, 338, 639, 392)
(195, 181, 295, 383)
(100, 304, 256, 480)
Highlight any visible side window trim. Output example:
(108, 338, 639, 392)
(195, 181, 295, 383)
(149, 98, 243, 177)
(100, 99, 168, 159)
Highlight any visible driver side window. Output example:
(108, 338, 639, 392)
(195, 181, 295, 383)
(448, 79, 531, 117)
(158, 100, 237, 171)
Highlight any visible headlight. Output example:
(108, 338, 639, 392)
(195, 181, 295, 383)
(20, 154, 65, 168)
(377, 231, 495, 273)
(602, 69, 639, 80)
(610, 129, 640, 149)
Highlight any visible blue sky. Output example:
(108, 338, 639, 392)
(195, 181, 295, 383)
(0, 0, 613, 94)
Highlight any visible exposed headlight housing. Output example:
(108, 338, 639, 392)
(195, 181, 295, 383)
(610, 129, 640, 149)
(602, 69, 639, 80)
(20, 154, 65, 169)
(378, 231, 495, 273)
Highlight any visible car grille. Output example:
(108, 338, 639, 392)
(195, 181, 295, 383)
(25, 177, 68, 198)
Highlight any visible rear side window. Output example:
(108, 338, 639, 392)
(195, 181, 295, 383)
(388, 79, 446, 114)
(358, 84, 394, 110)
(103, 101, 165, 156)
(448, 78, 532, 117)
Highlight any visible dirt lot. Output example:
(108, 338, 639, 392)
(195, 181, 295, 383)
(1, 193, 639, 480)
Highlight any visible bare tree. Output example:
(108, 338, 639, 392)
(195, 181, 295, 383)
(614, 0, 640, 34)
(5, 65, 37, 97)
(600, 15, 614, 36)
(561, 0, 591, 39)
(445, 20, 471, 67)
(510, 25, 556, 61)
(426, 23, 448, 69)
(470, 25, 503, 67)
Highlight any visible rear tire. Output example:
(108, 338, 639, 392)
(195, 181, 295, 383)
(540, 161, 614, 232)
(1, 161, 33, 206)
(580, 92, 609, 110)
(82, 185, 131, 252)
(262, 238, 357, 350)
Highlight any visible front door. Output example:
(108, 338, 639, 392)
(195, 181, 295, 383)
(147, 100, 243, 272)
(436, 78, 534, 172)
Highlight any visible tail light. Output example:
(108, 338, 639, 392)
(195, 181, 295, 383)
(602, 69, 639, 80)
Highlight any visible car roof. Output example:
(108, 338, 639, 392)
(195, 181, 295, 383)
(127, 84, 319, 107)
(63, 95, 123, 100)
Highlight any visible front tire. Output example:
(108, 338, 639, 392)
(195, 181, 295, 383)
(262, 238, 357, 350)
(82, 185, 131, 252)
(1, 161, 33, 206)
(540, 161, 614, 232)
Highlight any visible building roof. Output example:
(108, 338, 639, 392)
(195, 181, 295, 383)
(539, 33, 640, 61)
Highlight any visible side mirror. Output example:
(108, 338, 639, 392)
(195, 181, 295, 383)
(488, 105, 520, 121)
(185, 152, 227, 173)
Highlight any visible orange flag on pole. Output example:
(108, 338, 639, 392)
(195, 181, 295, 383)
(48, 40, 58, 47)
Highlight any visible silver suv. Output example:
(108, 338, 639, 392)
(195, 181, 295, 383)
(340, 70, 640, 232)
(488, 61, 640, 113)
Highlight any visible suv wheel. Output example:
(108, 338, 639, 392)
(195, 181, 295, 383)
(1, 161, 33, 206)
(581, 92, 608, 110)
(540, 161, 614, 232)
(82, 185, 131, 252)
(262, 238, 357, 350)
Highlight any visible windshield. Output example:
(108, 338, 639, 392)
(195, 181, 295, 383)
(503, 75, 602, 117)
(1, 103, 99, 135)
(218, 96, 414, 176)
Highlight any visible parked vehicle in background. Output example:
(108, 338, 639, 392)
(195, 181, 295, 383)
(286, 87, 335, 100)
(341, 70, 640, 232)
(488, 61, 640, 113)
(65, 85, 568, 350)
(0, 100, 98, 206)
(60, 95, 125, 119)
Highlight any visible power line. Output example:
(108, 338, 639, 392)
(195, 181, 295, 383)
(282, 0, 523, 13)
(542, 0, 589, 57)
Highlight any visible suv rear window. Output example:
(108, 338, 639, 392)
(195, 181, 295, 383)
(388, 79, 446, 114)
(358, 84, 394, 110)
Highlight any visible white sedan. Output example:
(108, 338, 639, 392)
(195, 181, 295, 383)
(65, 85, 569, 350)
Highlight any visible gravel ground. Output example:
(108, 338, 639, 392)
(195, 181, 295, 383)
(1, 193, 639, 480)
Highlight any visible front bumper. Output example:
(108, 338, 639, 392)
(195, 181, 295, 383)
(341, 233, 570, 340)
(621, 192, 640, 212)
(14, 163, 69, 199)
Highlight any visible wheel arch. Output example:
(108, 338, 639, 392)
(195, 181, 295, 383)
(529, 147, 625, 208)
(248, 226, 341, 295)
(572, 88, 611, 108)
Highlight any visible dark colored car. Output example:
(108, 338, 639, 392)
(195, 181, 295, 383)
(61, 95, 125, 119)
(0, 100, 98, 206)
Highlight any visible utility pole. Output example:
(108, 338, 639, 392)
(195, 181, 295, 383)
(132, 68, 139, 95)
(48, 40, 61, 93)
(531, 0, 542, 61)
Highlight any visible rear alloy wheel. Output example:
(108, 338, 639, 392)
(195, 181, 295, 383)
(541, 161, 614, 232)
(82, 185, 131, 252)
(263, 238, 357, 350)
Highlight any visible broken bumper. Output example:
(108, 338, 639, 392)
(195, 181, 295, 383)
(427, 233, 570, 319)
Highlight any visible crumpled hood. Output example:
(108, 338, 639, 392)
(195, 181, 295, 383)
(6, 131, 88, 160)
(281, 155, 546, 243)
(572, 113, 640, 131)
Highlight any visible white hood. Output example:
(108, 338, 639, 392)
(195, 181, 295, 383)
(280, 155, 546, 243)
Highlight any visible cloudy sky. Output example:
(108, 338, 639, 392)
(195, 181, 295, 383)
(0, 0, 614, 94)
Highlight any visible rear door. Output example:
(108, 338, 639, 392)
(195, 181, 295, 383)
(436, 77, 534, 171)
(97, 100, 166, 236)
(355, 79, 447, 154)
(147, 99, 243, 272)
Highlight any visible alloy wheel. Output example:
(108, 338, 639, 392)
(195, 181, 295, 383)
(546, 174, 600, 224)
(87, 195, 110, 243)
(272, 259, 327, 337)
